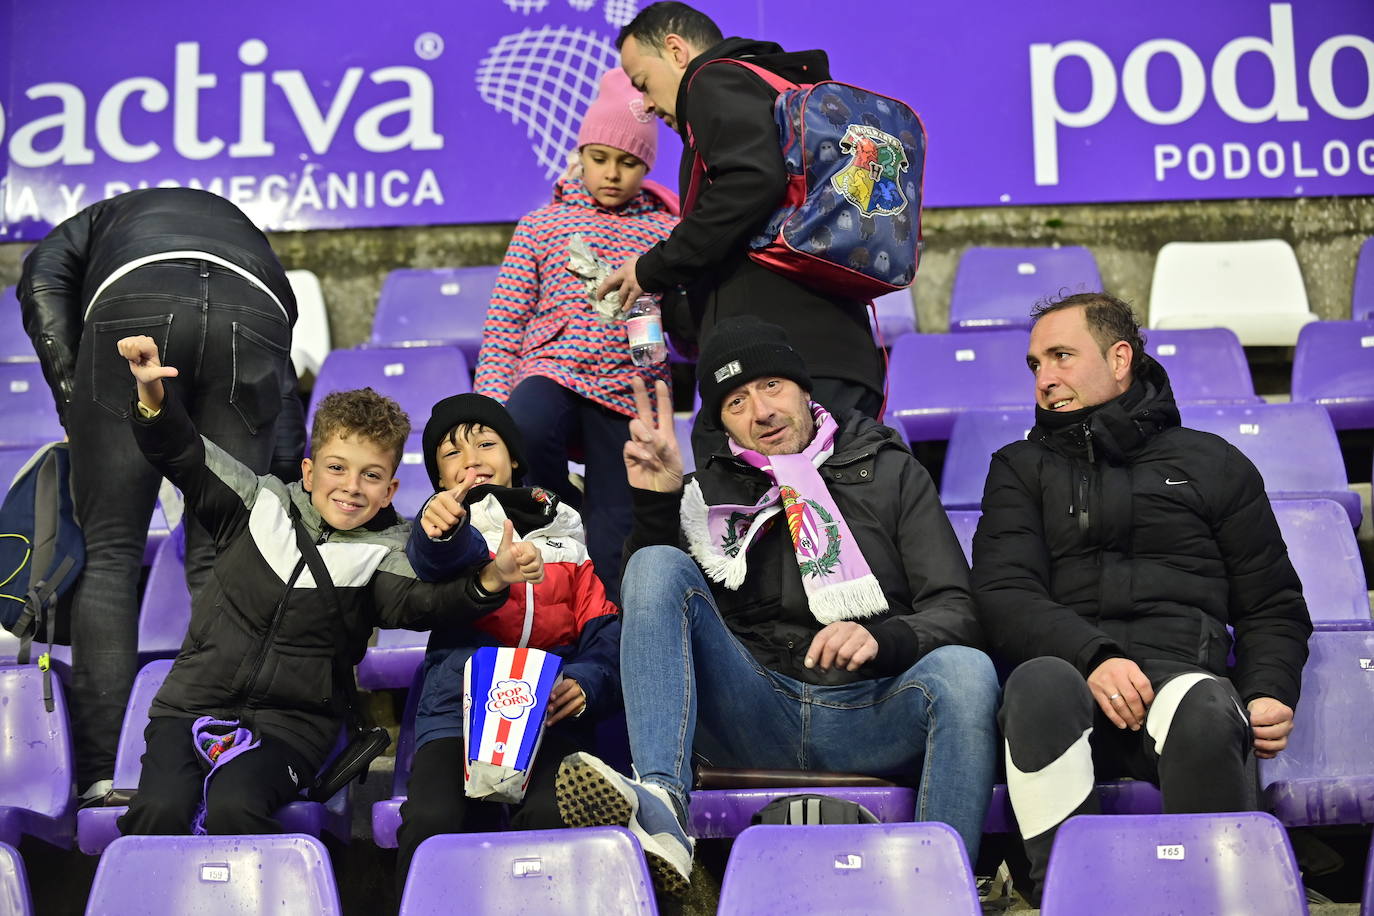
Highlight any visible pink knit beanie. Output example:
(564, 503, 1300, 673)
(577, 68, 657, 169)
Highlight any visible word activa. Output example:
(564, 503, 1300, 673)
(0, 39, 443, 168)
(1030, 3, 1373, 185)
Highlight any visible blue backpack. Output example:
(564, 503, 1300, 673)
(684, 59, 926, 301)
(0, 443, 84, 698)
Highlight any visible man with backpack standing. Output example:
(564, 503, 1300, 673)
(598, 2, 886, 420)
(17, 187, 302, 804)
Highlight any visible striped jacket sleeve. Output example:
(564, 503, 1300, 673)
(474, 215, 543, 401)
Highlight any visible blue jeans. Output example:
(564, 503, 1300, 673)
(66, 259, 295, 787)
(504, 375, 633, 604)
(620, 546, 999, 859)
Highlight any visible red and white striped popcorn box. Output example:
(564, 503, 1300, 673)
(462, 646, 563, 803)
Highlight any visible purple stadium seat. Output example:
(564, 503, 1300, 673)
(370, 667, 424, 848)
(305, 346, 470, 444)
(1179, 402, 1361, 527)
(945, 510, 979, 565)
(0, 666, 75, 850)
(0, 364, 64, 448)
(1291, 319, 1374, 430)
(86, 834, 342, 916)
(1261, 624, 1374, 828)
(1039, 812, 1306, 915)
(1353, 237, 1374, 321)
(982, 782, 1162, 834)
(872, 289, 917, 343)
(370, 266, 501, 363)
(399, 827, 656, 916)
(940, 409, 1034, 509)
(356, 626, 429, 692)
(887, 330, 1031, 442)
(0, 287, 36, 363)
(136, 528, 191, 664)
(1364, 842, 1374, 916)
(1271, 499, 1371, 629)
(676, 415, 696, 475)
(0, 842, 32, 916)
(717, 822, 979, 916)
(391, 434, 436, 522)
(949, 247, 1101, 332)
(688, 787, 916, 840)
(77, 660, 350, 854)
(1144, 327, 1260, 405)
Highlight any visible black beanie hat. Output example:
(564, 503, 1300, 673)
(696, 316, 813, 422)
(422, 393, 527, 489)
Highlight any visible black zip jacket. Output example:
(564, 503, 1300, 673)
(972, 357, 1311, 708)
(131, 390, 505, 771)
(625, 411, 982, 686)
(635, 37, 882, 394)
(18, 188, 297, 425)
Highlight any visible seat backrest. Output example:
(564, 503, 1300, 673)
(945, 510, 980, 566)
(1148, 239, 1313, 344)
(111, 660, 174, 787)
(718, 822, 978, 916)
(0, 665, 73, 819)
(1260, 626, 1374, 789)
(1291, 319, 1374, 406)
(0, 288, 36, 363)
(398, 826, 657, 916)
(392, 666, 426, 797)
(0, 841, 32, 916)
(285, 270, 331, 379)
(1353, 237, 1374, 321)
(1039, 812, 1306, 915)
(0, 364, 64, 447)
(391, 434, 436, 522)
(86, 834, 342, 916)
(940, 409, 1035, 508)
(137, 530, 192, 660)
(949, 246, 1102, 332)
(887, 330, 1031, 442)
(871, 289, 917, 342)
(305, 346, 470, 439)
(1270, 499, 1369, 624)
(370, 267, 502, 361)
(1145, 327, 1257, 404)
(676, 416, 697, 475)
(1178, 402, 1348, 495)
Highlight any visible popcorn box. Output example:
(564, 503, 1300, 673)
(463, 646, 562, 803)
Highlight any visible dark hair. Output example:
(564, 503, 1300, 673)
(310, 388, 411, 470)
(1031, 291, 1146, 370)
(616, 2, 723, 52)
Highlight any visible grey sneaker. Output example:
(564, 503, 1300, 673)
(556, 752, 694, 895)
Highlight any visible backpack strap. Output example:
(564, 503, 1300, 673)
(751, 793, 881, 826)
(681, 58, 803, 215)
(24, 449, 73, 712)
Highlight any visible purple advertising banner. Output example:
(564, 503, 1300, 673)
(1, 0, 1371, 240)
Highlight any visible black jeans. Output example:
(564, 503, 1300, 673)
(68, 259, 293, 787)
(395, 724, 593, 897)
(118, 716, 315, 836)
(504, 376, 632, 604)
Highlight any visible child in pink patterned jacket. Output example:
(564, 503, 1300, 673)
(473, 68, 677, 603)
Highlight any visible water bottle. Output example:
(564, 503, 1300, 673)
(626, 295, 667, 366)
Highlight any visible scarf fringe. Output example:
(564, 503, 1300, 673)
(806, 575, 890, 624)
(682, 480, 767, 590)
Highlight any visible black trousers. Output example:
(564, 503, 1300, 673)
(395, 724, 594, 898)
(118, 715, 316, 836)
(999, 656, 1255, 903)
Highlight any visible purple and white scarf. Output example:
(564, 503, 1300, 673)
(681, 404, 888, 624)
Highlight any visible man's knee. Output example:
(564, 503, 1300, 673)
(1000, 658, 1095, 757)
(913, 645, 1000, 716)
(1149, 674, 1249, 760)
(623, 545, 696, 604)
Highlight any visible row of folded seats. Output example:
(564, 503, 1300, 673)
(2, 644, 1374, 913)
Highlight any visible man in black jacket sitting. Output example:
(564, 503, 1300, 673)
(972, 293, 1312, 904)
(555, 317, 997, 894)
(597, 2, 884, 420)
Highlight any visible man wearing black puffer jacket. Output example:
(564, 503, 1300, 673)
(972, 293, 1312, 904)
(598, 2, 884, 421)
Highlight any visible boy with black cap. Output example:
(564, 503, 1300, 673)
(555, 316, 997, 894)
(395, 392, 622, 891)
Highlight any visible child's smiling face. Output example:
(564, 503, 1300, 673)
(580, 143, 648, 208)
(434, 423, 518, 491)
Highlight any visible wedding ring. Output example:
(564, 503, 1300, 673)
(1108, 693, 1122, 700)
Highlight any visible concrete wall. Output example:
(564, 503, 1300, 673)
(3, 195, 1370, 350)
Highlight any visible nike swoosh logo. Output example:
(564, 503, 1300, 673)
(1165, 478, 1189, 485)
